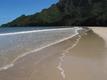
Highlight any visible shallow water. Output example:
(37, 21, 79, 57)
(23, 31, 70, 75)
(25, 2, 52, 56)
(0, 33, 80, 80)
(0, 27, 59, 33)
(0, 28, 78, 70)
(0, 27, 107, 80)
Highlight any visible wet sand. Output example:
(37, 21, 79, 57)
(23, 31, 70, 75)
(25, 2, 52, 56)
(0, 27, 107, 80)
(63, 29, 107, 80)
(0, 33, 79, 80)
(0, 28, 77, 68)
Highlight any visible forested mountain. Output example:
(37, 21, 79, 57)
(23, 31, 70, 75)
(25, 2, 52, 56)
(1, 0, 107, 26)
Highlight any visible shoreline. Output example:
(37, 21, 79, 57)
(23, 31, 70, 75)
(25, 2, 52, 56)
(1, 27, 106, 80)
(0, 28, 89, 80)
(0, 27, 87, 71)
(0, 30, 79, 71)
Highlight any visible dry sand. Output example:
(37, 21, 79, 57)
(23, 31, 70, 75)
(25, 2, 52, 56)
(0, 27, 107, 80)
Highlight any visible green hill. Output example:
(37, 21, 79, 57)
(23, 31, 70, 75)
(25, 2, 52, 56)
(1, 0, 107, 27)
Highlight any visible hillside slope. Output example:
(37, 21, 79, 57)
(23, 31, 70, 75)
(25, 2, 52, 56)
(1, 0, 107, 26)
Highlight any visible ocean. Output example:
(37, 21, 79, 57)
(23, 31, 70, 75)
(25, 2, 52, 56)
(0, 27, 79, 71)
(0, 27, 60, 34)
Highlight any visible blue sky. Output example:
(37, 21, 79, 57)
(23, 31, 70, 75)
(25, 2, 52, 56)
(0, 0, 58, 25)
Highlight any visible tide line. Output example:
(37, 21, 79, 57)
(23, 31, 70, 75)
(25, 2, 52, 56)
(57, 33, 82, 80)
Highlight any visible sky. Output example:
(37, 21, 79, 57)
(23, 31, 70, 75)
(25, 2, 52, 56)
(0, 0, 58, 25)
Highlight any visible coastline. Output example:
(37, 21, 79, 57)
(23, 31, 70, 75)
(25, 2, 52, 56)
(0, 30, 84, 80)
(0, 27, 79, 69)
(0, 27, 89, 80)
(0, 27, 107, 80)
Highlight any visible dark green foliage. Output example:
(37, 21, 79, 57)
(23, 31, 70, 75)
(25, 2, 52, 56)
(1, 0, 107, 27)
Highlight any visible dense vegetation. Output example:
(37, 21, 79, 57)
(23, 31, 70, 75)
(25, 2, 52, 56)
(1, 0, 107, 26)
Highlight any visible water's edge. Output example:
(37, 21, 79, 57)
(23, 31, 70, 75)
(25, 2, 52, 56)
(0, 27, 90, 72)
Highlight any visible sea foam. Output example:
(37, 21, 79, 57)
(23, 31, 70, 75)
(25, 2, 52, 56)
(0, 27, 83, 71)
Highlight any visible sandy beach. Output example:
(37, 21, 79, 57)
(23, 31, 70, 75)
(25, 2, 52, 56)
(0, 27, 107, 80)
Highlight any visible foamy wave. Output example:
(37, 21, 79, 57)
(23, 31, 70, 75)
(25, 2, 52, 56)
(0, 28, 77, 36)
(57, 28, 82, 80)
(0, 27, 83, 72)
(0, 64, 14, 71)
